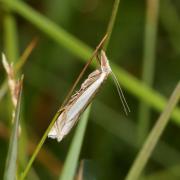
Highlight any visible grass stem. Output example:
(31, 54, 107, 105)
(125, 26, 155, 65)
(138, 0, 160, 145)
(125, 82, 180, 180)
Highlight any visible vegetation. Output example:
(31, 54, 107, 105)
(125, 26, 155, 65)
(0, 0, 179, 179)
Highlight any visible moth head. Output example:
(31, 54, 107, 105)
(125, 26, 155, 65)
(100, 50, 112, 74)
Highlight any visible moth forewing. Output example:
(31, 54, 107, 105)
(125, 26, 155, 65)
(48, 50, 112, 142)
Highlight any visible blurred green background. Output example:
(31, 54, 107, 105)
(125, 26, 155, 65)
(0, 0, 180, 179)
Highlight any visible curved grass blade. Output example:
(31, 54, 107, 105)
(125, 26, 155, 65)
(125, 82, 180, 180)
(3, 78, 23, 180)
(59, 107, 90, 180)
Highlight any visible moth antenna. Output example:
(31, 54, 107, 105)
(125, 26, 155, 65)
(111, 72, 130, 115)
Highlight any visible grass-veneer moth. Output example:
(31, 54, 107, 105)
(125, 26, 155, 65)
(48, 50, 130, 142)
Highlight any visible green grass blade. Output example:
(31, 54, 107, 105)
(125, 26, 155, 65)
(20, 111, 60, 180)
(3, 4, 31, 175)
(138, 0, 159, 144)
(3, 5, 19, 63)
(59, 107, 91, 180)
(104, 0, 120, 50)
(3, 80, 23, 180)
(125, 82, 180, 180)
(0, 0, 180, 124)
(3, 15, 19, 63)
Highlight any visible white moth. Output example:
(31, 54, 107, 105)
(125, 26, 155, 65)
(48, 50, 129, 142)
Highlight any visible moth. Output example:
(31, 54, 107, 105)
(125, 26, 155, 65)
(48, 50, 129, 142)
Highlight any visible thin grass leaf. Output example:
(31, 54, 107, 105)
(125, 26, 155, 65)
(60, 107, 91, 180)
(15, 37, 38, 72)
(3, 6, 19, 63)
(1, 0, 180, 123)
(138, 0, 160, 144)
(20, 111, 60, 180)
(104, 0, 120, 50)
(3, 78, 23, 180)
(3, 4, 30, 178)
(125, 82, 180, 180)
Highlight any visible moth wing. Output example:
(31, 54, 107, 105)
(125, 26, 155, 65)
(48, 113, 64, 140)
(48, 71, 105, 142)
(57, 113, 80, 142)
(48, 125, 58, 139)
